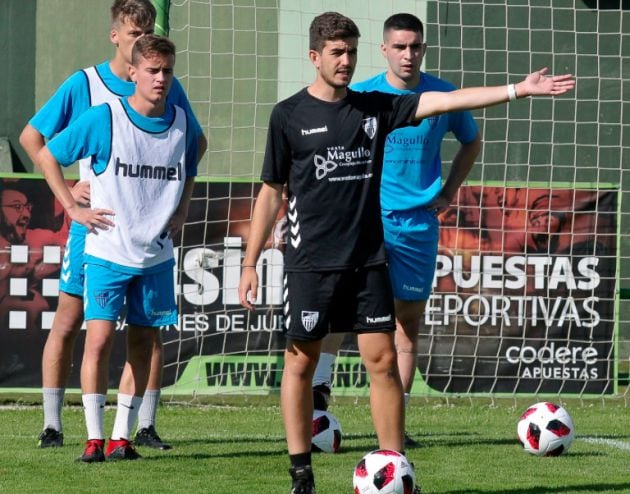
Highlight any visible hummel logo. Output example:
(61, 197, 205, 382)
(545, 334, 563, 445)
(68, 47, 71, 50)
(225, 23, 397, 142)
(115, 157, 182, 181)
(301, 125, 328, 136)
(366, 314, 392, 324)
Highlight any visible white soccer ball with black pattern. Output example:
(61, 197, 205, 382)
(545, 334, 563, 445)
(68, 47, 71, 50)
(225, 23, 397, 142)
(311, 410, 342, 453)
(353, 449, 417, 494)
(517, 402, 575, 456)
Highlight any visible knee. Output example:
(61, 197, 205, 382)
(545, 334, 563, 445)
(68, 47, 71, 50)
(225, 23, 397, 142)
(395, 324, 417, 352)
(83, 337, 113, 361)
(129, 342, 154, 366)
(365, 350, 399, 379)
(52, 306, 84, 337)
(129, 329, 158, 360)
(284, 352, 317, 380)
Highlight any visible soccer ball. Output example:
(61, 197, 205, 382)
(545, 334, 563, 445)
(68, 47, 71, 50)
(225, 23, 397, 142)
(311, 410, 342, 453)
(353, 449, 417, 494)
(517, 402, 575, 456)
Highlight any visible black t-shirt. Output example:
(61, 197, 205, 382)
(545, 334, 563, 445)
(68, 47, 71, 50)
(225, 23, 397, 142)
(261, 88, 421, 271)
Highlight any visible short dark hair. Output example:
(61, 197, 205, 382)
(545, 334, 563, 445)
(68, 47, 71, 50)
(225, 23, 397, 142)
(131, 34, 176, 66)
(111, 0, 156, 30)
(383, 13, 424, 40)
(309, 12, 360, 52)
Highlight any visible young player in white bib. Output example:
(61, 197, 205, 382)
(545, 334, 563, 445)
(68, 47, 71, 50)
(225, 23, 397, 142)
(19, 0, 206, 451)
(36, 35, 201, 462)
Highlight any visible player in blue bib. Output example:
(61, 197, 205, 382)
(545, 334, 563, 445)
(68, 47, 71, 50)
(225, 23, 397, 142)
(20, 0, 206, 452)
(37, 35, 202, 463)
(311, 13, 481, 446)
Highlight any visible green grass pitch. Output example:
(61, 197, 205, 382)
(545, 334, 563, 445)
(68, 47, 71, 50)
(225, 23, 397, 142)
(0, 396, 628, 493)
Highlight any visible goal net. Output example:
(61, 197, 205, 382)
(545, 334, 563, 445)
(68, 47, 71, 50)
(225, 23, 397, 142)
(162, 0, 629, 401)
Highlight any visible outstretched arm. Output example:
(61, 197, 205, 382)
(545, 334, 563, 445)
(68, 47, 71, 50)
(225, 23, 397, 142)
(414, 68, 575, 121)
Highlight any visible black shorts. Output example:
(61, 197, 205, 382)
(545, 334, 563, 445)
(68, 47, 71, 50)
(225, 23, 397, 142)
(283, 264, 396, 341)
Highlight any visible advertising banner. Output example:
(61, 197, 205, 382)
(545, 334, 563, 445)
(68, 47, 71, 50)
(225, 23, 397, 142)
(0, 178, 617, 395)
(419, 186, 618, 394)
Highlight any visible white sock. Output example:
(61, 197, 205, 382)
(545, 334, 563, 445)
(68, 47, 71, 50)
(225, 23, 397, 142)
(404, 393, 411, 408)
(82, 394, 106, 440)
(42, 387, 65, 432)
(137, 389, 160, 430)
(312, 352, 336, 388)
(111, 394, 143, 440)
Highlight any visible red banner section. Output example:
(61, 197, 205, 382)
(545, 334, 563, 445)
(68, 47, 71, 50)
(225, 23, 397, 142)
(0, 179, 617, 395)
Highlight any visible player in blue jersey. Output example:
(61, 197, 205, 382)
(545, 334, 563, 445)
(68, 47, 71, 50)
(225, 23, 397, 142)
(19, 0, 206, 451)
(311, 13, 481, 447)
(238, 11, 573, 494)
(36, 34, 201, 462)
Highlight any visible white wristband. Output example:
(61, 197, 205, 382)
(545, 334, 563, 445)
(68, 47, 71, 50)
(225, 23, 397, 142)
(507, 83, 517, 102)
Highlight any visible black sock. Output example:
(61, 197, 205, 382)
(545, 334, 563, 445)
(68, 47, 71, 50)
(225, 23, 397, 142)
(289, 452, 312, 469)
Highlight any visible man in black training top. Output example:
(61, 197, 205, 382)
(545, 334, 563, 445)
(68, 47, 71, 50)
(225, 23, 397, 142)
(238, 11, 574, 494)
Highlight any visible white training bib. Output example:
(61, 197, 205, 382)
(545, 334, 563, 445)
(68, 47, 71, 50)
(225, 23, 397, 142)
(79, 66, 123, 181)
(85, 99, 187, 269)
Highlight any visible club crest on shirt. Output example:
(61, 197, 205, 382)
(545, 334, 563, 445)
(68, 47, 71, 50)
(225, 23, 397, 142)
(95, 290, 111, 309)
(301, 311, 319, 332)
(362, 117, 377, 139)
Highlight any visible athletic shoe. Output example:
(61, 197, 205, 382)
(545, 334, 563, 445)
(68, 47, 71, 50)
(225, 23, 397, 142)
(37, 428, 64, 448)
(312, 384, 331, 412)
(134, 425, 172, 450)
(404, 431, 421, 447)
(105, 438, 141, 461)
(77, 439, 105, 463)
(289, 465, 316, 494)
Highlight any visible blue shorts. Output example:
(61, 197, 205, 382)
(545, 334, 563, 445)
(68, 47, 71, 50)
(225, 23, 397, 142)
(59, 228, 86, 297)
(382, 208, 439, 301)
(83, 263, 177, 327)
